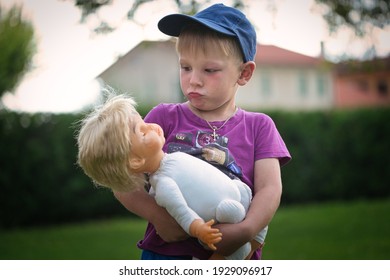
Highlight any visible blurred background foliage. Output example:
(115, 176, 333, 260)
(72, 0, 390, 41)
(0, 4, 35, 97)
(0, 111, 128, 228)
(1, 106, 389, 228)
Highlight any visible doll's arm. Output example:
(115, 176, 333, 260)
(154, 176, 222, 250)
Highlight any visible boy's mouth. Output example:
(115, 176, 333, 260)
(188, 92, 203, 98)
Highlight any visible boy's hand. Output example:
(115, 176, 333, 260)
(152, 209, 188, 242)
(212, 222, 247, 256)
(190, 219, 222, 250)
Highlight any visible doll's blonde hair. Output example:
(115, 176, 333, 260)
(77, 92, 145, 192)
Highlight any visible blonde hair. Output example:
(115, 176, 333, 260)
(77, 93, 145, 192)
(177, 23, 244, 64)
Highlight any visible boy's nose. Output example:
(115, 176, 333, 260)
(190, 72, 203, 86)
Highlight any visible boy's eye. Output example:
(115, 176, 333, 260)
(205, 68, 218, 73)
(180, 65, 191, 71)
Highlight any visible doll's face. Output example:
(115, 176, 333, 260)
(129, 114, 165, 160)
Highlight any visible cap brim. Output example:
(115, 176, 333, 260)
(158, 14, 235, 37)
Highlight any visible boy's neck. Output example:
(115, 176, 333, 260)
(186, 101, 237, 122)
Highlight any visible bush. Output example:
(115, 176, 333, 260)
(0, 111, 130, 228)
(270, 107, 390, 204)
(1, 107, 389, 228)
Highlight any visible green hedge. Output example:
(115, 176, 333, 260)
(271, 108, 390, 204)
(0, 107, 389, 228)
(0, 111, 129, 228)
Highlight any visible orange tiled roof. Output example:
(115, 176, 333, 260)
(255, 44, 322, 66)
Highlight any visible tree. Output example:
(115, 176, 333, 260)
(70, 0, 389, 37)
(70, 0, 389, 60)
(315, 0, 390, 37)
(70, 0, 245, 33)
(0, 5, 35, 98)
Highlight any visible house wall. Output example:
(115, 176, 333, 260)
(334, 71, 390, 108)
(99, 41, 183, 106)
(237, 65, 333, 110)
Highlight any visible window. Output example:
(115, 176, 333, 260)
(377, 80, 388, 96)
(261, 72, 272, 97)
(298, 72, 308, 97)
(316, 74, 326, 96)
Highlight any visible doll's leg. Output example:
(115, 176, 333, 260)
(208, 241, 262, 260)
(244, 240, 265, 260)
(233, 179, 252, 212)
(243, 226, 268, 260)
(224, 242, 251, 260)
(216, 199, 245, 224)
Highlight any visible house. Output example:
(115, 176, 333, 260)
(98, 40, 334, 111)
(333, 56, 390, 108)
(238, 44, 333, 110)
(98, 40, 183, 106)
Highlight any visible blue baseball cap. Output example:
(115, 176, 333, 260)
(158, 3, 257, 62)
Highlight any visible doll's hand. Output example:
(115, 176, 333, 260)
(189, 219, 222, 251)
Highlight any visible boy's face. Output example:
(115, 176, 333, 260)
(129, 114, 165, 160)
(179, 42, 242, 112)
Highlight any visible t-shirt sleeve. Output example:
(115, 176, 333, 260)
(144, 104, 166, 124)
(254, 114, 291, 166)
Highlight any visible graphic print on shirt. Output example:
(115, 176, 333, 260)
(167, 130, 242, 179)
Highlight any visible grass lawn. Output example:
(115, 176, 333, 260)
(1, 199, 389, 260)
(0, 219, 146, 260)
(263, 199, 390, 260)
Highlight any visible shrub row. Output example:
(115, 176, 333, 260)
(0, 112, 128, 228)
(1, 107, 389, 227)
(271, 108, 390, 204)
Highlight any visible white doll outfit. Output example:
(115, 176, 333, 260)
(149, 152, 268, 260)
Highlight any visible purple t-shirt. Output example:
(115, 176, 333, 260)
(138, 103, 291, 259)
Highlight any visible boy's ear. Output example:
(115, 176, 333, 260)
(237, 61, 256, 86)
(129, 157, 146, 171)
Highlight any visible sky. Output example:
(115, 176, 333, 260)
(2, 0, 390, 113)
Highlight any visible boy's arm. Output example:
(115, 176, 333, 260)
(213, 158, 282, 256)
(154, 176, 222, 249)
(113, 189, 188, 242)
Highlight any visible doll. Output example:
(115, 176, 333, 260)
(77, 94, 266, 259)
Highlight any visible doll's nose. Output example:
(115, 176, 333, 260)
(146, 123, 161, 134)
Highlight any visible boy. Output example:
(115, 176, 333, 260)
(114, 3, 291, 260)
